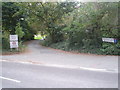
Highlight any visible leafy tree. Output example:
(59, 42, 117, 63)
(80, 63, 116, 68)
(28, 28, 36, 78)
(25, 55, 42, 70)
(15, 23, 24, 41)
(2, 2, 119, 55)
(63, 2, 118, 48)
(2, 2, 21, 34)
(22, 2, 77, 43)
(2, 31, 10, 50)
(2, 2, 37, 41)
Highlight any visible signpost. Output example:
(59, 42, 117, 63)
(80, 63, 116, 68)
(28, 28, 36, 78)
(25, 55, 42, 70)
(102, 38, 118, 43)
(10, 35, 18, 50)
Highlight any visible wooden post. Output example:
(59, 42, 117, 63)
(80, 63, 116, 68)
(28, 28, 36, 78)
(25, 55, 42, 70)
(10, 48, 12, 52)
(17, 47, 19, 51)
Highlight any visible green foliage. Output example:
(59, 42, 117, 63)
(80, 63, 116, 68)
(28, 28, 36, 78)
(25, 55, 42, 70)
(41, 37, 53, 46)
(48, 2, 119, 55)
(2, 2, 119, 55)
(50, 41, 69, 51)
(2, 2, 21, 34)
(24, 2, 77, 43)
(100, 42, 120, 55)
(2, 31, 10, 50)
(15, 23, 24, 41)
(2, 38, 9, 50)
(2, 2, 37, 41)
(18, 41, 26, 52)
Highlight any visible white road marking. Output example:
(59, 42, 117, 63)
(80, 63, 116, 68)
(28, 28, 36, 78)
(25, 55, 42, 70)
(0, 60, 7, 62)
(80, 67, 107, 72)
(43, 64, 118, 73)
(1, 59, 118, 73)
(0, 76, 21, 83)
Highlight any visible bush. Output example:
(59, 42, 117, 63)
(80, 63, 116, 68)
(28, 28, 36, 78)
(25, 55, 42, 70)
(82, 39, 93, 49)
(2, 38, 10, 50)
(2, 31, 10, 50)
(100, 42, 120, 55)
(15, 23, 24, 41)
(41, 36, 53, 46)
(18, 41, 26, 52)
(50, 41, 69, 51)
(66, 31, 84, 48)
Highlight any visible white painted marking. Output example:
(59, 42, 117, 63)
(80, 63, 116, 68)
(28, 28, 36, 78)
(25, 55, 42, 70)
(1, 59, 118, 73)
(0, 60, 7, 62)
(80, 67, 107, 72)
(43, 64, 118, 73)
(0, 76, 21, 83)
(20, 61, 32, 64)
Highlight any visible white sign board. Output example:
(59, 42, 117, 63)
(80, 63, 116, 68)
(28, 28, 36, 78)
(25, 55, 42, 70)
(10, 41, 18, 48)
(10, 35, 18, 48)
(102, 38, 115, 43)
(10, 35, 18, 41)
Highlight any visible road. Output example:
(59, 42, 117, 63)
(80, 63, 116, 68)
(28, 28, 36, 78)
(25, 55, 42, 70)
(2, 40, 118, 72)
(1, 61, 118, 88)
(1, 40, 118, 88)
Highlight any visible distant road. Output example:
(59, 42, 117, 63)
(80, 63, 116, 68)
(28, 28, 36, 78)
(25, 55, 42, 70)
(1, 61, 118, 88)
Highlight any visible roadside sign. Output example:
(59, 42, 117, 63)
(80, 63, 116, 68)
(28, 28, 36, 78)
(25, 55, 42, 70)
(10, 41, 18, 48)
(102, 38, 118, 43)
(10, 35, 18, 41)
(114, 39, 118, 43)
(10, 35, 18, 48)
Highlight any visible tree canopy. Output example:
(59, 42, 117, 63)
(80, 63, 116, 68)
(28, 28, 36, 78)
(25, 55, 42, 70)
(2, 2, 120, 55)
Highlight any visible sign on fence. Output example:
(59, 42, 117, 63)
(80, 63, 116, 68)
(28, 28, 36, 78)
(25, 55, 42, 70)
(10, 35, 18, 48)
(102, 38, 118, 43)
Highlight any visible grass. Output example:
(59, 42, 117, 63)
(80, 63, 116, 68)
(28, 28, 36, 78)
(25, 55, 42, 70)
(2, 43, 26, 55)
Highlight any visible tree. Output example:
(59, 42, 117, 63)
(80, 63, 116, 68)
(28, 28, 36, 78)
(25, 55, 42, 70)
(63, 2, 118, 48)
(21, 2, 77, 43)
(2, 2, 37, 41)
(15, 23, 24, 41)
(2, 2, 20, 34)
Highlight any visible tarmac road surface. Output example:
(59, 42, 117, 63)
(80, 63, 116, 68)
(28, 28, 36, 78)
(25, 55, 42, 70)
(1, 61, 118, 88)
